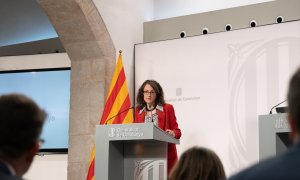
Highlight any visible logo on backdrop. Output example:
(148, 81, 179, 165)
(228, 36, 300, 172)
(166, 88, 200, 103)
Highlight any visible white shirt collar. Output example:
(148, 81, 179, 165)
(139, 104, 164, 114)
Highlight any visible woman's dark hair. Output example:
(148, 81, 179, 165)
(136, 80, 165, 108)
(169, 146, 226, 180)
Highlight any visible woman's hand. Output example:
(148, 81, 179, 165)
(166, 129, 175, 138)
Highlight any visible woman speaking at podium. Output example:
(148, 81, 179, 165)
(134, 80, 182, 174)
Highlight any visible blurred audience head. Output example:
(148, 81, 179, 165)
(0, 93, 46, 176)
(169, 146, 225, 180)
(288, 67, 300, 143)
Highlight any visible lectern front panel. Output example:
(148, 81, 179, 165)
(124, 141, 167, 180)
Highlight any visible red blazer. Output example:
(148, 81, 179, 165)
(134, 103, 182, 174)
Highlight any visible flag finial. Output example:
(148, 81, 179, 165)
(119, 50, 122, 54)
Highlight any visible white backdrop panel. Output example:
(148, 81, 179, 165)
(135, 20, 300, 176)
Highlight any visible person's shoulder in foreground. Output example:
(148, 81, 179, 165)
(229, 141, 300, 180)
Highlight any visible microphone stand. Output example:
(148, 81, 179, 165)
(269, 99, 287, 114)
(104, 107, 134, 125)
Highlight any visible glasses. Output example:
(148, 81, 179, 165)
(143, 91, 156, 95)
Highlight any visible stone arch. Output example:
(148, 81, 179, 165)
(36, 0, 115, 179)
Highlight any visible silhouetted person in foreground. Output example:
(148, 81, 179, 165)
(0, 94, 46, 180)
(229, 67, 300, 179)
(169, 146, 226, 180)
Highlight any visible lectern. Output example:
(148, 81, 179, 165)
(95, 123, 180, 180)
(259, 113, 291, 161)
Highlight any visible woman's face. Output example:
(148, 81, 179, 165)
(143, 84, 157, 106)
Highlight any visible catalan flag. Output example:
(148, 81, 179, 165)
(86, 51, 134, 180)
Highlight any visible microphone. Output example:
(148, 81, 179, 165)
(104, 106, 134, 125)
(269, 99, 287, 114)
